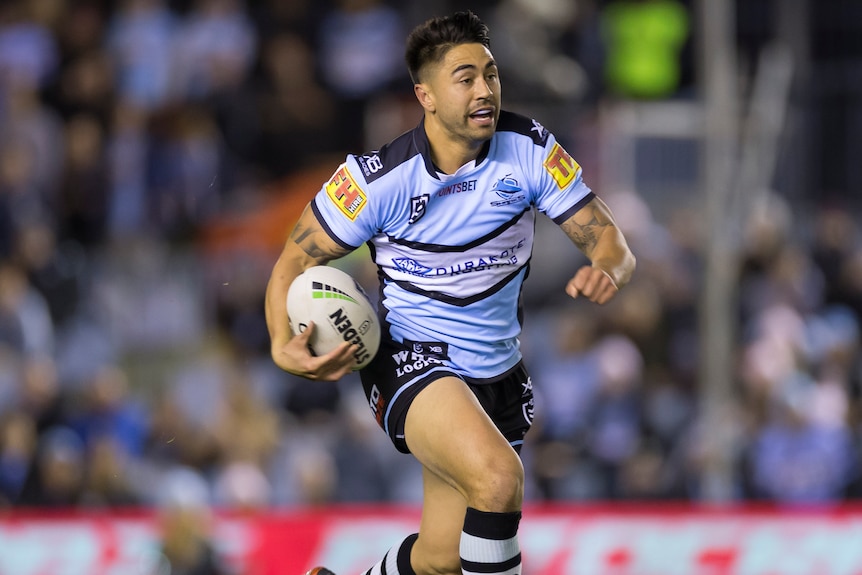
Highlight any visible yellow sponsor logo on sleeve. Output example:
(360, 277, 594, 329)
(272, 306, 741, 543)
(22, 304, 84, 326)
(325, 165, 367, 220)
(543, 142, 581, 190)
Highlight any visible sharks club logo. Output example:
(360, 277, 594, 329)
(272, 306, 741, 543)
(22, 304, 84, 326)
(489, 175, 525, 207)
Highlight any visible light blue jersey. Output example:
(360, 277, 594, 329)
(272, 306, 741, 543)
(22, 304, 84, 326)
(312, 111, 594, 379)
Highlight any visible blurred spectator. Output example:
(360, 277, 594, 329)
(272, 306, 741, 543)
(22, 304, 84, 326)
(47, 49, 115, 124)
(618, 439, 668, 499)
(0, 73, 65, 218)
(332, 386, 395, 502)
(146, 392, 219, 472)
(152, 466, 229, 575)
(270, 417, 338, 506)
(253, 31, 342, 178)
(585, 335, 645, 499)
(54, 1, 107, 61)
(106, 100, 150, 237)
(748, 374, 857, 503)
(318, 0, 404, 100)
(147, 105, 224, 238)
(532, 307, 602, 442)
(530, 316, 646, 500)
(105, 0, 177, 111)
(316, 0, 405, 152)
(676, 402, 749, 500)
(0, 411, 37, 505)
(58, 114, 111, 246)
(640, 372, 694, 461)
(0, 1, 59, 97)
(81, 435, 143, 507)
(42, 0, 113, 143)
(18, 425, 85, 506)
(0, 138, 40, 249)
(17, 354, 65, 433)
(15, 219, 86, 326)
(172, 0, 257, 101)
(813, 208, 862, 319)
(211, 370, 280, 468)
(68, 365, 149, 457)
(0, 262, 55, 357)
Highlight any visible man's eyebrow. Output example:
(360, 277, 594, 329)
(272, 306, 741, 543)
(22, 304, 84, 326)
(451, 63, 476, 76)
(451, 60, 498, 76)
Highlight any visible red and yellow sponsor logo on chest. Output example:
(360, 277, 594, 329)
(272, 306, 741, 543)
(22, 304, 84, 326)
(326, 164, 367, 220)
(543, 142, 581, 190)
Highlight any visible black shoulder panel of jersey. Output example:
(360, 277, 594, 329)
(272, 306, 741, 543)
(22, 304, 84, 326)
(352, 127, 420, 184)
(495, 110, 550, 147)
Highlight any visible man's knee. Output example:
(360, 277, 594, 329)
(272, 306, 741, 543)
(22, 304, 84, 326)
(464, 447, 524, 512)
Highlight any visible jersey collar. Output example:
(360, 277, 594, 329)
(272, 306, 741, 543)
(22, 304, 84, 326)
(412, 117, 491, 180)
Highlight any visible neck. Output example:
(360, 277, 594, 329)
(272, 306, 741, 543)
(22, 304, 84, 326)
(424, 115, 485, 174)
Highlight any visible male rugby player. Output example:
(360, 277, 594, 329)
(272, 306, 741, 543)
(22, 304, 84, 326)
(265, 11, 635, 575)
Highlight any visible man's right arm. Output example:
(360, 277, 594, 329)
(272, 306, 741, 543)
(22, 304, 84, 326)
(265, 203, 357, 381)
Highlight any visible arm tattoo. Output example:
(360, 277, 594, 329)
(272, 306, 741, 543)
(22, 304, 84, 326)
(561, 205, 611, 255)
(290, 220, 346, 260)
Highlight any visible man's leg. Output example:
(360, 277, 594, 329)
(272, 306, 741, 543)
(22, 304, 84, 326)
(363, 465, 460, 575)
(406, 376, 524, 575)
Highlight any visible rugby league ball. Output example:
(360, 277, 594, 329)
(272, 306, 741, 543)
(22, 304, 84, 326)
(286, 266, 381, 370)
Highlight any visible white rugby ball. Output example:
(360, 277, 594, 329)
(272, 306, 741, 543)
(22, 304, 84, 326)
(286, 265, 380, 370)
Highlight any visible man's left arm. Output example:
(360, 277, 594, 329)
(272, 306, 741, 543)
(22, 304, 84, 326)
(559, 195, 636, 304)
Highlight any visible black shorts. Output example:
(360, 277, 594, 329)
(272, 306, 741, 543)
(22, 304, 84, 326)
(359, 334, 535, 454)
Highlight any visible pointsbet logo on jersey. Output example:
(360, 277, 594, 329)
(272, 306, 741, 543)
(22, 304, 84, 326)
(544, 142, 581, 190)
(326, 165, 367, 220)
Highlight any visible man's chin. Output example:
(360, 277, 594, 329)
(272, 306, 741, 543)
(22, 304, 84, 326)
(468, 122, 497, 138)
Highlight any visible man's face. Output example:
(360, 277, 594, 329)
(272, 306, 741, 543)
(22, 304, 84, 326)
(419, 43, 501, 146)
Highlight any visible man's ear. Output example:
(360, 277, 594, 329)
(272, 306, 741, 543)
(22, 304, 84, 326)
(414, 83, 435, 113)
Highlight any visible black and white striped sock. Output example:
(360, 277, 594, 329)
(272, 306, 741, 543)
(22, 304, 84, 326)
(460, 508, 522, 575)
(365, 533, 418, 575)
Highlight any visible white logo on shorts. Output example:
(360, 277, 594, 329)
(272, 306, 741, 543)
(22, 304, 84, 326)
(522, 398, 535, 425)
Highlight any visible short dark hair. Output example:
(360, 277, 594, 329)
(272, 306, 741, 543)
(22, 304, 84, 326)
(405, 11, 491, 84)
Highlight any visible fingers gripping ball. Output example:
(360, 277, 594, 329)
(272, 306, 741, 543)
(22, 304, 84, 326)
(287, 266, 381, 370)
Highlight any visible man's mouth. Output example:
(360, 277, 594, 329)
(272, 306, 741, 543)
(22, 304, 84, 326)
(469, 108, 495, 124)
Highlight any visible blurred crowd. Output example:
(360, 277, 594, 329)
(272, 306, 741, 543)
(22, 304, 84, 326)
(0, 0, 860, 520)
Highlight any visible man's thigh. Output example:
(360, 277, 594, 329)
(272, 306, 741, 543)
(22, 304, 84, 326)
(404, 376, 522, 504)
(359, 335, 460, 454)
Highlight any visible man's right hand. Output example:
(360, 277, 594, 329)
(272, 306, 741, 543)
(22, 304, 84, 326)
(272, 321, 359, 381)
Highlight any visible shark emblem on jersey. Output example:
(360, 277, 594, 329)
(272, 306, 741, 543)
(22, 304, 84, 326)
(489, 175, 525, 207)
(408, 194, 429, 224)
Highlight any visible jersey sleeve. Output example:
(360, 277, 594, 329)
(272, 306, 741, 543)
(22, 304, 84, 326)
(311, 155, 379, 249)
(530, 131, 595, 225)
